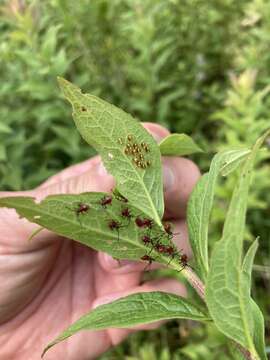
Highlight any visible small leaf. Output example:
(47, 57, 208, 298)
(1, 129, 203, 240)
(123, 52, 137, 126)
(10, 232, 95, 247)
(187, 149, 251, 280)
(159, 134, 203, 156)
(42, 291, 210, 357)
(0, 123, 12, 134)
(206, 131, 270, 358)
(242, 239, 258, 291)
(57, 77, 163, 225)
(0, 193, 177, 267)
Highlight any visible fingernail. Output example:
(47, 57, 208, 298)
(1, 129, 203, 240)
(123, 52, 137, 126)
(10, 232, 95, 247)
(163, 165, 175, 192)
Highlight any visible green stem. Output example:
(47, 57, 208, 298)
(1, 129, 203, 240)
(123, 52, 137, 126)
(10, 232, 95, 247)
(182, 267, 205, 300)
(174, 266, 259, 360)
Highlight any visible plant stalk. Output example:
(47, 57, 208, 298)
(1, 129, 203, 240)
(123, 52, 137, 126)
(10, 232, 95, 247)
(179, 266, 259, 360)
(182, 267, 205, 300)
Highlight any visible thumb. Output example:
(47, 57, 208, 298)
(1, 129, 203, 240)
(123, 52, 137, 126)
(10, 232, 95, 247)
(35, 123, 169, 200)
(0, 159, 115, 200)
(34, 160, 115, 201)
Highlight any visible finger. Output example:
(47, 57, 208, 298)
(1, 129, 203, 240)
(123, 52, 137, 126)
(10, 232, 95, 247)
(0, 158, 103, 198)
(143, 123, 200, 219)
(33, 161, 115, 201)
(98, 251, 160, 274)
(143, 122, 170, 142)
(163, 156, 200, 219)
(98, 219, 191, 274)
(91, 278, 186, 346)
(38, 156, 102, 189)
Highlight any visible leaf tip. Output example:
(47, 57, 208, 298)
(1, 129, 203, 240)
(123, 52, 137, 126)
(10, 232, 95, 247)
(41, 346, 49, 358)
(41, 340, 58, 358)
(57, 77, 82, 102)
(57, 76, 68, 90)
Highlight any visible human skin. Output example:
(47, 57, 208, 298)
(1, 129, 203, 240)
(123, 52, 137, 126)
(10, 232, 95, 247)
(0, 123, 200, 360)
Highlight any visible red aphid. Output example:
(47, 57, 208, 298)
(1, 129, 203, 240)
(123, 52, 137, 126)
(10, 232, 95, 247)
(121, 207, 132, 219)
(100, 195, 113, 208)
(165, 246, 175, 255)
(76, 203, 90, 215)
(141, 254, 154, 263)
(156, 244, 167, 253)
(108, 219, 121, 231)
(142, 235, 151, 244)
(164, 223, 173, 236)
(135, 217, 153, 229)
(135, 217, 144, 227)
(180, 254, 188, 268)
(144, 218, 153, 228)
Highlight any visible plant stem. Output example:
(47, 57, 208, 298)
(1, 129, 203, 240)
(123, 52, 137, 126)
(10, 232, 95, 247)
(182, 267, 205, 300)
(178, 266, 259, 360)
(234, 341, 259, 360)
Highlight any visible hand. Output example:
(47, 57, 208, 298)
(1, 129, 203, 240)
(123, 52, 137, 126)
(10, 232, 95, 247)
(0, 123, 200, 360)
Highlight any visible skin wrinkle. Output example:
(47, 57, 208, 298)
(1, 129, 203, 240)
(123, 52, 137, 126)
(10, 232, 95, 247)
(0, 235, 57, 255)
(0, 242, 74, 357)
(0, 245, 60, 325)
(0, 242, 62, 330)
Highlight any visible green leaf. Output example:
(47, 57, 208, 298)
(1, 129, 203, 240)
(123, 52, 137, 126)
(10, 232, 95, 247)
(42, 291, 210, 357)
(242, 240, 267, 360)
(57, 77, 163, 225)
(187, 149, 250, 280)
(0, 193, 177, 267)
(0, 123, 12, 134)
(159, 134, 203, 156)
(206, 132, 270, 359)
(250, 301, 267, 360)
(0, 144, 7, 161)
(242, 239, 258, 293)
(228, 342, 249, 360)
(220, 149, 251, 176)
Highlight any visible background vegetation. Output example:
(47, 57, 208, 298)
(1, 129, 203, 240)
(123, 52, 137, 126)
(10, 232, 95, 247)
(0, 0, 269, 358)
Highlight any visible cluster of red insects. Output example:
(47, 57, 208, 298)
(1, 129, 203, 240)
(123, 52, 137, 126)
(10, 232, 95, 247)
(71, 192, 189, 271)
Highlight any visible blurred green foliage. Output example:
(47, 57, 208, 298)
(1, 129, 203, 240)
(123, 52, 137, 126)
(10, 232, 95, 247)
(0, 0, 269, 358)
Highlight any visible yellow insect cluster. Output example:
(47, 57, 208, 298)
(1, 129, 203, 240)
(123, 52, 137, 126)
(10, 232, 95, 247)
(118, 134, 151, 169)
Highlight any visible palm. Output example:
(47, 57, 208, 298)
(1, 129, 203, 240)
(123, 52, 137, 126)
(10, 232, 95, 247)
(0, 208, 141, 360)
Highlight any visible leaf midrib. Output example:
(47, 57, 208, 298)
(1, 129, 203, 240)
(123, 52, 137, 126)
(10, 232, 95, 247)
(77, 100, 162, 226)
(3, 200, 146, 250)
(2, 199, 170, 260)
